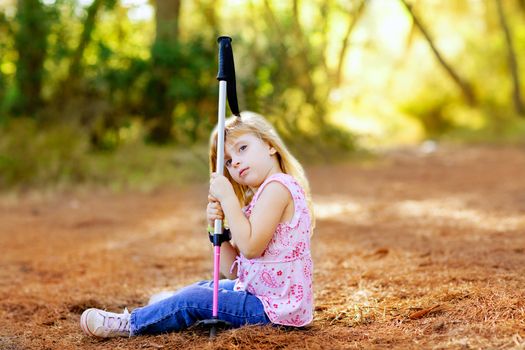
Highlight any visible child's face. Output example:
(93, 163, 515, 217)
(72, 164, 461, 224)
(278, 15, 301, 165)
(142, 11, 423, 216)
(224, 132, 279, 189)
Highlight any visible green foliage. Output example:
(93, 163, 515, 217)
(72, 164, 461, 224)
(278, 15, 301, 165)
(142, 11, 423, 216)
(142, 37, 217, 144)
(0, 119, 89, 188)
(285, 123, 359, 164)
(397, 0, 525, 142)
(1, 0, 525, 190)
(10, 0, 51, 117)
(84, 142, 209, 192)
(442, 112, 525, 144)
(401, 88, 458, 137)
(0, 119, 209, 191)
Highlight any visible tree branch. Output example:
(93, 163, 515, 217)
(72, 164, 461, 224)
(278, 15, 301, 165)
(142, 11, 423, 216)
(495, 0, 524, 115)
(399, 0, 477, 105)
(335, 0, 367, 87)
(68, 0, 103, 82)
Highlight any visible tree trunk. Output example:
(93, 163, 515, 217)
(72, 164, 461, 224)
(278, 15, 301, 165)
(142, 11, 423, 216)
(67, 0, 104, 86)
(145, 0, 182, 144)
(495, 0, 524, 115)
(335, 0, 367, 87)
(518, 0, 525, 15)
(262, 0, 288, 54)
(154, 0, 181, 44)
(56, 0, 104, 106)
(261, 0, 301, 132)
(198, 0, 219, 36)
(319, 0, 331, 75)
(12, 0, 49, 117)
(399, 0, 477, 105)
(291, 0, 327, 126)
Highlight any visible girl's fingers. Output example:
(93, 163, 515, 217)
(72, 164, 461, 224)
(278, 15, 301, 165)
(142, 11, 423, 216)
(209, 203, 221, 211)
(209, 207, 223, 215)
(207, 207, 223, 218)
(208, 194, 216, 202)
(206, 194, 223, 224)
(209, 213, 223, 220)
(210, 203, 223, 213)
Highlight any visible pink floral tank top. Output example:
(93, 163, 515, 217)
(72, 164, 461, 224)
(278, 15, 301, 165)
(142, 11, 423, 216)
(231, 173, 313, 327)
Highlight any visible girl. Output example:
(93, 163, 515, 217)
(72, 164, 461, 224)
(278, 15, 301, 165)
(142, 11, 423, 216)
(80, 111, 314, 338)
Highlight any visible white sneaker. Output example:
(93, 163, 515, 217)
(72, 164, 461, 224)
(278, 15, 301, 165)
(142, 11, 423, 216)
(80, 308, 131, 338)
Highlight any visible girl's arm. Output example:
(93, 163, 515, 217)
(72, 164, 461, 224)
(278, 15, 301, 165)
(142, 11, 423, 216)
(219, 240, 239, 279)
(220, 182, 291, 259)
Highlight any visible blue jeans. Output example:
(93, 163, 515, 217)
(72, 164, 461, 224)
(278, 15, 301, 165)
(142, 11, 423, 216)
(130, 279, 271, 335)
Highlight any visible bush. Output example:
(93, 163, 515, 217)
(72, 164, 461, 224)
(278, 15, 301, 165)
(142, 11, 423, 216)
(0, 119, 90, 189)
(0, 119, 210, 192)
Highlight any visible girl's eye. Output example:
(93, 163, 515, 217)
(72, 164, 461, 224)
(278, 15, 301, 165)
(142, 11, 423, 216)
(225, 159, 232, 167)
(239, 145, 247, 152)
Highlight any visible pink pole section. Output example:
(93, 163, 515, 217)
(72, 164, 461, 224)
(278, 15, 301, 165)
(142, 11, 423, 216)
(212, 246, 221, 317)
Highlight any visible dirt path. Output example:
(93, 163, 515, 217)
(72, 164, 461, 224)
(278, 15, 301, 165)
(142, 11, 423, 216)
(1, 145, 524, 349)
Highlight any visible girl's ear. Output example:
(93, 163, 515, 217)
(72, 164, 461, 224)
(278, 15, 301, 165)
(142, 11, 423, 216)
(269, 146, 277, 155)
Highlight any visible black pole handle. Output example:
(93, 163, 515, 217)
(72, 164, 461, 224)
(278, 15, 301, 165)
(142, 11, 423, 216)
(217, 36, 232, 81)
(217, 36, 240, 116)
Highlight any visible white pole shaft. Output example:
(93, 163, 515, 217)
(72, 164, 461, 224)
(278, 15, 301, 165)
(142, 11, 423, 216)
(214, 80, 227, 235)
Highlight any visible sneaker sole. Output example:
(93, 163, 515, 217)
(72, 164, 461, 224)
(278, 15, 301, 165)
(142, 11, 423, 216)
(80, 308, 97, 337)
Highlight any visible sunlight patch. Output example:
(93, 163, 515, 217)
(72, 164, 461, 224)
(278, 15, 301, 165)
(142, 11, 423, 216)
(314, 199, 362, 220)
(393, 199, 524, 232)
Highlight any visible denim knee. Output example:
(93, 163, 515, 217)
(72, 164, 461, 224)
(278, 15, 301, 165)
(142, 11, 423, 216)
(130, 280, 269, 335)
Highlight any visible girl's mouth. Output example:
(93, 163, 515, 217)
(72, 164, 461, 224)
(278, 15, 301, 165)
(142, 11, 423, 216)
(239, 168, 249, 177)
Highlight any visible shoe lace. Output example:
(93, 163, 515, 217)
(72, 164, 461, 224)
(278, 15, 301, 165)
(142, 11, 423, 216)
(103, 308, 130, 333)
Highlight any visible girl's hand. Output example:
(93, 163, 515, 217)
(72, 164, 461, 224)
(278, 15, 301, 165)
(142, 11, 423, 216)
(207, 194, 224, 227)
(209, 173, 235, 202)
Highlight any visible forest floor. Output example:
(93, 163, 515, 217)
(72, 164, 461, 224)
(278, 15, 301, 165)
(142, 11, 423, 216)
(1, 144, 524, 350)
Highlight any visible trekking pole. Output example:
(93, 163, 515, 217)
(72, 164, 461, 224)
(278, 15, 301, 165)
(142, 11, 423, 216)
(211, 35, 240, 338)
(197, 35, 239, 339)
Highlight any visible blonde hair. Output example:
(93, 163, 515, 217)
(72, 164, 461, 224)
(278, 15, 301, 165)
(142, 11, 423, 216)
(209, 111, 315, 231)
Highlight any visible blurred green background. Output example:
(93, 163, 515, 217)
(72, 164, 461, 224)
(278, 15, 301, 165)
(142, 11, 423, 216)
(1, 0, 524, 191)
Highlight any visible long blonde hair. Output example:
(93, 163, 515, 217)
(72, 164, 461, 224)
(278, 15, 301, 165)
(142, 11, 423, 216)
(209, 111, 315, 231)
